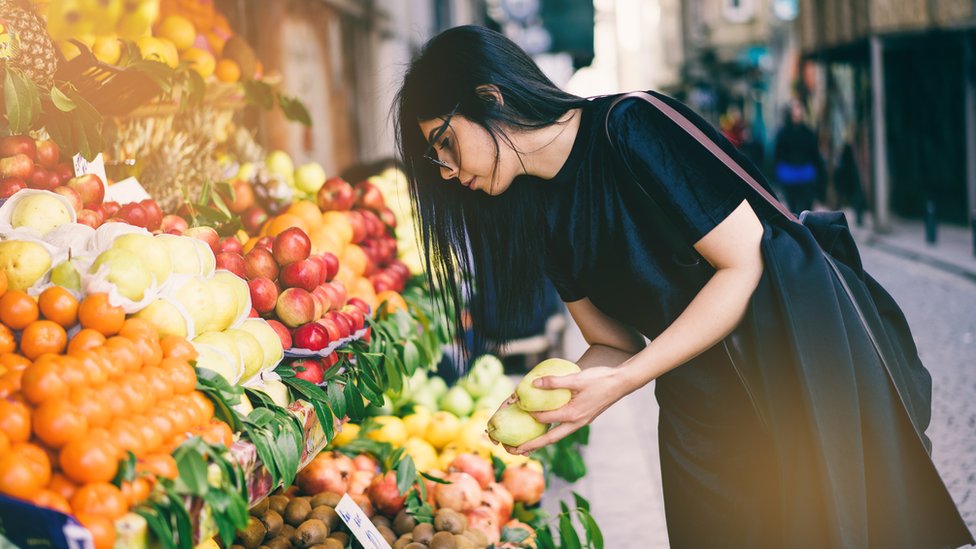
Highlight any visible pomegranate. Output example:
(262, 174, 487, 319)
(350, 493, 376, 517)
(366, 471, 406, 517)
(483, 482, 514, 524)
(296, 455, 348, 495)
(435, 471, 482, 513)
(502, 464, 545, 505)
(328, 451, 355, 479)
(348, 469, 375, 496)
(353, 453, 379, 472)
(449, 453, 494, 489)
(465, 505, 502, 544)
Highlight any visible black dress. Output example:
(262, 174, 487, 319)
(539, 92, 973, 548)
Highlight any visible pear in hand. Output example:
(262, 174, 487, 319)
(515, 358, 581, 412)
(487, 402, 548, 447)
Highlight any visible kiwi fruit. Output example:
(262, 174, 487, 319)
(371, 515, 392, 530)
(250, 498, 270, 517)
(393, 510, 417, 536)
(310, 492, 342, 508)
(430, 531, 458, 549)
(403, 543, 427, 549)
(327, 532, 349, 546)
(278, 524, 297, 544)
(320, 540, 344, 549)
(263, 539, 291, 549)
(268, 495, 289, 516)
(260, 510, 284, 539)
(412, 522, 434, 544)
(307, 506, 340, 530)
(230, 545, 246, 549)
(235, 516, 267, 549)
(434, 510, 465, 534)
(462, 528, 488, 547)
(393, 534, 414, 549)
(377, 525, 397, 545)
(453, 534, 476, 549)
(294, 519, 328, 547)
(284, 499, 312, 527)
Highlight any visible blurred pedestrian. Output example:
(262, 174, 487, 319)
(834, 128, 868, 227)
(773, 99, 823, 214)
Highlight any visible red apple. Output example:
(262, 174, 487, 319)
(347, 211, 367, 243)
(361, 210, 384, 238)
(117, 202, 148, 228)
(34, 140, 59, 169)
(291, 357, 325, 384)
(254, 235, 274, 252)
(322, 352, 340, 371)
(370, 272, 398, 294)
(320, 252, 339, 282)
(329, 280, 348, 307)
(316, 177, 356, 211)
(248, 277, 278, 314)
(0, 153, 34, 180)
(267, 319, 292, 350)
(65, 174, 105, 205)
(52, 186, 83, 213)
(279, 259, 322, 292)
(324, 311, 352, 339)
(272, 227, 311, 266)
(241, 206, 268, 234)
(27, 167, 54, 190)
(184, 226, 220, 253)
(307, 255, 330, 285)
(139, 199, 162, 231)
(378, 207, 397, 228)
(248, 308, 259, 318)
(341, 305, 365, 331)
(388, 260, 410, 281)
(355, 181, 386, 211)
(450, 454, 494, 489)
(316, 317, 343, 343)
(368, 471, 407, 517)
(52, 163, 74, 185)
(244, 248, 279, 281)
(311, 286, 334, 313)
(215, 253, 246, 278)
(226, 179, 255, 214)
(0, 177, 26, 198)
(217, 236, 244, 255)
(292, 323, 330, 351)
(0, 136, 36, 159)
(275, 288, 316, 328)
(161, 214, 188, 233)
(319, 284, 341, 312)
(76, 209, 101, 228)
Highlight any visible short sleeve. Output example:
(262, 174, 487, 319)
(608, 94, 748, 244)
(543, 249, 585, 303)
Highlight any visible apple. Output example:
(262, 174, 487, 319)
(265, 150, 295, 180)
(355, 181, 386, 211)
(241, 206, 267, 234)
(27, 167, 58, 191)
(322, 352, 340, 371)
(329, 280, 348, 307)
(291, 357, 325, 384)
(51, 186, 83, 212)
(139, 199, 162, 231)
(324, 311, 352, 339)
(76, 209, 101, 228)
(215, 252, 246, 278)
(347, 211, 367, 243)
(378, 207, 397, 228)
(0, 240, 52, 290)
(10, 193, 73, 235)
(275, 287, 316, 328)
(217, 236, 243, 255)
(239, 318, 285, 371)
(244, 248, 279, 280)
(0, 136, 36, 158)
(292, 322, 330, 351)
(184, 226, 220, 253)
(311, 285, 333, 313)
(226, 179, 254, 214)
(450, 454, 494, 489)
(89, 248, 154, 301)
(307, 255, 329, 285)
(113, 233, 173, 285)
(102, 201, 120, 218)
(34, 140, 59, 169)
(361, 210, 384, 238)
(52, 163, 74, 185)
(161, 214, 188, 233)
(340, 305, 365, 331)
(316, 177, 356, 211)
(266, 319, 292, 350)
(0, 153, 34, 180)
(320, 252, 339, 281)
(0, 177, 26, 198)
(316, 317, 342, 343)
(272, 227, 311, 266)
(279, 259, 322, 292)
(370, 272, 397, 294)
(346, 297, 371, 316)
(118, 202, 149, 228)
(248, 277, 278, 313)
(388, 260, 410, 281)
(253, 235, 274, 251)
(65, 174, 105, 205)
(294, 162, 326, 194)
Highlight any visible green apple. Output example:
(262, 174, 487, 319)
(237, 162, 257, 182)
(50, 259, 82, 292)
(156, 234, 202, 275)
(10, 193, 74, 235)
(487, 403, 548, 447)
(238, 318, 284, 372)
(89, 248, 153, 301)
(113, 233, 173, 285)
(515, 358, 581, 412)
(461, 361, 501, 398)
(294, 162, 326, 194)
(425, 376, 449, 399)
(134, 299, 188, 338)
(411, 387, 439, 413)
(255, 379, 291, 408)
(212, 270, 249, 321)
(438, 386, 474, 418)
(265, 150, 295, 185)
(193, 343, 242, 384)
(224, 328, 265, 382)
(471, 354, 504, 380)
(200, 275, 237, 333)
(173, 276, 214, 336)
(0, 240, 52, 291)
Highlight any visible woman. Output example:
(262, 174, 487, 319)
(394, 26, 972, 547)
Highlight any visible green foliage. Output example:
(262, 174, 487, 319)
(534, 426, 590, 483)
(517, 492, 604, 549)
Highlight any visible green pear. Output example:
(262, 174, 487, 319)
(439, 386, 474, 417)
(487, 403, 548, 447)
(134, 299, 188, 338)
(113, 233, 173, 285)
(173, 277, 214, 336)
(156, 234, 202, 275)
(212, 271, 249, 320)
(10, 194, 73, 235)
(255, 379, 291, 408)
(89, 248, 153, 301)
(194, 331, 242, 372)
(238, 318, 284, 371)
(425, 376, 449, 399)
(224, 328, 265, 382)
(0, 240, 52, 291)
(194, 343, 242, 384)
(200, 276, 237, 333)
(515, 358, 581, 412)
(50, 259, 82, 292)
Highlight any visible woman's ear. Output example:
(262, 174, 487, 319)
(475, 84, 504, 107)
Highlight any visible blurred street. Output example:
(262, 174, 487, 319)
(543, 221, 976, 548)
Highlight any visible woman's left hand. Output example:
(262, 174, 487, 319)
(504, 366, 633, 455)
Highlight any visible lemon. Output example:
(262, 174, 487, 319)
(156, 15, 196, 52)
(365, 416, 408, 447)
(424, 411, 462, 450)
(403, 405, 432, 438)
(181, 47, 216, 79)
(331, 423, 360, 447)
(136, 36, 178, 68)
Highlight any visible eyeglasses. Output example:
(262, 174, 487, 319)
(422, 103, 460, 170)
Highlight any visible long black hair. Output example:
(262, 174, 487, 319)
(394, 25, 587, 361)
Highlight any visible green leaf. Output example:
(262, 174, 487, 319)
(162, 484, 194, 546)
(4, 68, 38, 134)
(135, 505, 176, 549)
(326, 382, 346, 420)
(49, 85, 77, 112)
(402, 340, 421, 375)
(581, 509, 604, 549)
(501, 525, 531, 543)
(536, 525, 556, 549)
(172, 447, 208, 495)
(558, 513, 583, 549)
(419, 471, 451, 484)
(245, 425, 281, 487)
(247, 407, 276, 427)
(111, 451, 138, 486)
(396, 456, 416, 496)
(344, 381, 366, 421)
(244, 80, 275, 110)
(572, 492, 590, 513)
(491, 455, 507, 483)
(278, 94, 312, 126)
(272, 421, 301, 487)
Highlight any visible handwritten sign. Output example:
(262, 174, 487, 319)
(335, 493, 392, 549)
(104, 177, 151, 205)
(72, 153, 108, 185)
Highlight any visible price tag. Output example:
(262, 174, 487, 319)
(335, 494, 392, 549)
(72, 153, 108, 185)
(104, 177, 151, 205)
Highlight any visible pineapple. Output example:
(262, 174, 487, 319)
(0, 0, 58, 87)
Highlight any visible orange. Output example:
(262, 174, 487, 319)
(21, 360, 69, 405)
(137, 453, 177, 481)
(0, 353, 31, 371)
(204, 419, 234, 447)
(56, 355, 88, 388)
(321, 211, 354, 244)
(0, 431, 8, 454)
(0, 399, 30, 443)
(10, 442, 52, 487)
(47, 473, 78, 501)
(108, 418, 145, 456)
(76, 512, 116, 549)
(93, 348, 125, 379)
(32, 489, 71, 513)
(214, 58, 241, 82)
(0, 325, 15, 354)
(155, 15, 196, 52)
(59, 435, 119, 484)
(159, 335, 197, 361)
(119, 317, 159, 342)
(104, 337, 142, 372)
(78, 294, 125, 336)
(287, 200, 324, 230)
(182, 47, 216, 78)
(71, 482, 128, 520)
(0, 369, 22, 396)
(0, 291, 39, 330)
(129, 336, 163, 369)
(96, 382, 128, 419)
(71, 387, 111, 429)
(142, 366, 174, 401)
(145, 410, 175, 442)
(266, 213, 309, 237)
(375, 290, 407, 313)
(20, 320, 68, 359)
(242, 236, 263, 254)
(351, 277, 379, 313)
(189, 391, 215, 423)
(121, 477, 151, 506)
(67, 329, 107, 355)
(119, 373, 153, 415)
(310, 225, 344, 256)
(38, 287, 79, 328)
(161, 358, 196, 395)
(33, 400, 89, 448)
(132, 418, 163, 454)
(71, 350, 108, 387)
(0, 270, 7, 298)
(0, 453, 43, 499)
(341, 245, 369, 277)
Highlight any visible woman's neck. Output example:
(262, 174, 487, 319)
(515, 109, 583, 180)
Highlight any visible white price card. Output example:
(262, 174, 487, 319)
(104, 177, 151, 205)
(335, 493, 392, 549)
(72, 153, 108, 185)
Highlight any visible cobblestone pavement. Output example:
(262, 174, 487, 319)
(542, 245, 976, 547)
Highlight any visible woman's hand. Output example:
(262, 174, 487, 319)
(503, 366, 633, 455)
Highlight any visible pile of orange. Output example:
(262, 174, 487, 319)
(0, 282, 233, 549)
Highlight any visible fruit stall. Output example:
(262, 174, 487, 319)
(0, 2, 604, 548)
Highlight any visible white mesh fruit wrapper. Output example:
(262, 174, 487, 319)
(193, 342, 244, 385)
(0, 189, 77, 237)
(91, 222, 152, 255)
(82, 260, 160, 314)
(0, 233, 61, 296)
